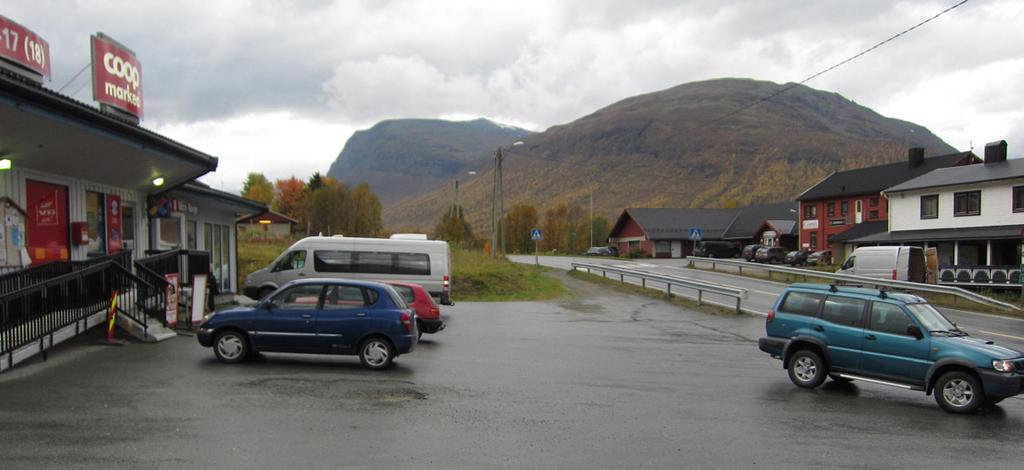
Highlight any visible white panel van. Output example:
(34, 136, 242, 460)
(836, 246, 925, 283)
(243, 236, 453, 304)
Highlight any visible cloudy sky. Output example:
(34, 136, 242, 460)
(5, 0, 1023, 193)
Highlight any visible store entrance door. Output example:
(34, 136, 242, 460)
(26, 179, 70, 264)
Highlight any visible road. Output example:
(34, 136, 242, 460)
(511, 255, 1024, 351)
(1, 271, 1021, 469)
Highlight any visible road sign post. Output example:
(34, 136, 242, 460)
(531, 228, 543, 265)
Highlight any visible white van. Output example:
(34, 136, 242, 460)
(243, 236, 453, 304)
(837, 246, 925, 283)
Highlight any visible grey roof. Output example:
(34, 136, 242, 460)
(847, 224, 1024, 243)
(610, 202, 798, 241)
(885, 158, 1024, 193)
(722, 202, 798, 239)
(831, 220, 888, 243)
(618, 208, 739, 240)
(764, 219, 798, 236)
(797, 152, 978, 201)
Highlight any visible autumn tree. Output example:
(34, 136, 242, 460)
(433, 205, 475, 248)
(591, 215, 611, 247)
(241, 172, 274, 204)
(502, 204, 539, 254)
(272, 177, 307, 221)
(349, 183, 383, 237)
(541, 204, 569, 252)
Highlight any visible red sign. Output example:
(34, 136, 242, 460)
(26, 180, 69, 263)
(91, 34, 143, 119)
(107, 194, 123, 253)
(0, 15, 51, 79)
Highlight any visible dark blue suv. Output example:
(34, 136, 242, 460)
(758, 284, 1023, 413)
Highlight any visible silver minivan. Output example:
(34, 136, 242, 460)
(243, 236, 453, 304)
(837, 246, 925, 283)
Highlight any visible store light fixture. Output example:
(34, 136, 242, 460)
(0, 158, 11, 170)
(259, 219, 272, 225)
(152, 176, 165, 187)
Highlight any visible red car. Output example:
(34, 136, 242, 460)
(387, 281, 445, 337)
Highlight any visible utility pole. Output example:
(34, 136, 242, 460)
(491, 147, 504, 257)
(452, 179, 459, 215)
(589, 187, 594, 248)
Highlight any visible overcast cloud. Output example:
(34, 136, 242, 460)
(4, 0, 1023, 192)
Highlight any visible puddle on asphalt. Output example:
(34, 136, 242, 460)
(242, 376, 429, 407)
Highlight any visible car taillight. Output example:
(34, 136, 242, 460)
(767, 309, 775, 322)
(892, 269, 897, 280)
(400, 311, 413, 332)
(430, 306, 440, 318)
(443, 275, 450, 292)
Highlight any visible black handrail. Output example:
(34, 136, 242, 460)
(0, 251, 132, 295)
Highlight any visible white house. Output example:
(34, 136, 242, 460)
(846, 141, 1021, 284)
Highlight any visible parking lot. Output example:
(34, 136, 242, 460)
(1, 272, 1021, 469)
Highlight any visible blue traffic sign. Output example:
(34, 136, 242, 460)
(531, 228, 543, 241)
(689, 227, 702, 241)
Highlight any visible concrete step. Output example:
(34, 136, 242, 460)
(115, 312, 176, 343)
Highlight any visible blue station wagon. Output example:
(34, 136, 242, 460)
(197, 279, 417, 370)
(758, 284, 1024, 413)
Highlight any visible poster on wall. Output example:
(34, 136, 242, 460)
(26, 180, 69, 264)
(165, 273, 180, 326)
(107, 194, 122, 253)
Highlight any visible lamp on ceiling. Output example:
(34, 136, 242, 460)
(0, 158, 11, 170)
(152, 177, 165, 187)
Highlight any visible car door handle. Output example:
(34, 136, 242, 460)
(355, 312, 367, 317)
(813, 325, 824, 332)
(301, 314, 312, 319)
(865, 334, 877, 341)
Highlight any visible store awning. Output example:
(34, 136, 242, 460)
(0, 70, 217, 193)
(849, 225, 1024, 244)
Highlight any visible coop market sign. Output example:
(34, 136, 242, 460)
(0, 15, 51, 79)
(91, 33, 143, 119)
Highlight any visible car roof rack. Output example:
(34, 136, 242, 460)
(878, 288, 888, 300)
(828, 284, 838, 293)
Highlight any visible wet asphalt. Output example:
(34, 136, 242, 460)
(0, 272, 1022, 469)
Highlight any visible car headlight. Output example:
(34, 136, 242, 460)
(992, 359, 1016, 372)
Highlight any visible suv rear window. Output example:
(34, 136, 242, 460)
(821, 295, 866, 327)
(779, 292, 823, 317)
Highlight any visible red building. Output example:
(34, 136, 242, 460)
(796, 148, 978, 259)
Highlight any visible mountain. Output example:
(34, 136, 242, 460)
(326, 118, 532, 204)
(383, 78, 957, 231)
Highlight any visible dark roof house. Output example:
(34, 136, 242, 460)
(797, 150, 979, 201)
(610, 202, 799, 242)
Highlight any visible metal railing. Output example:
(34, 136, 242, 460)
(686, 256, 1020, 311)
(571, 262, 747, 313)
(0, 251, 132, 295)
(1, 256, 166, 370)
(135, 250, 211, 328)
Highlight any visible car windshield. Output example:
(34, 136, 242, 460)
(905, 303, 961, 335)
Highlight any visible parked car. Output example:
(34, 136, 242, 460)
(742, 244, 765, 261)
(755, 246, 788, 264)
(585, 246, 613, 256)
(784, 250, 810, 266)
(693, 241, 739, 258)
(837, 246, 925, 282)
(244, 236, 453, 305)
(758, 283, 1024, 413)
(606, 246, 619, 257)
(198, 279, 417, 370)
(387, 281, 444, 338)
(805, 250, 832, 266)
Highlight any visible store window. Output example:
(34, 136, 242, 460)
(186, 221, 197, 250)
(158, 216, 182, 250)
(809, 232, 818, 249)
(122, 205, 136, 252)
(86, 191, 107, 257)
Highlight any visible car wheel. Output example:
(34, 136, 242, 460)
(787, 350, 827, 388)
(934, 371, 983, 413)
(359, 337, 395, 370)
(828, 374, 853, 384)
(213, 330, 249, 364)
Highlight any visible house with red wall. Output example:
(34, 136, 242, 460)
(796, 147, 979, 262)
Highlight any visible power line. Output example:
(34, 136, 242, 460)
(696, 0, 971, 129)
(56, 63, 90, 93)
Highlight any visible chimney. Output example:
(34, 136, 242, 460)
(908, 147, 925, 168)
(984, 140, 1007, 164)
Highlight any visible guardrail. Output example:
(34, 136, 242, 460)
(686, 256, 1020, 311)
(571, 262, 748, 313)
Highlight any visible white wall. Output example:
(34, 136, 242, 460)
(887, 177, 1024, 232)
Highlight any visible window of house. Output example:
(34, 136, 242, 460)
(1013, 186, 1024, 213)
(953, 191, 981, 217)
(869, 210, 879, 219)
(920, 194, 938, 219)
(809, 232, 817, 249)
(803, 204, 817, 219)
(840, 200, 849, 215)
(826, 234, 834, 247)
(870, 197, 879, 207)
(827, 202, 835, 217)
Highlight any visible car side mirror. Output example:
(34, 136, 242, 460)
(907, 325, 923, 339)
